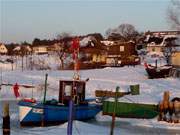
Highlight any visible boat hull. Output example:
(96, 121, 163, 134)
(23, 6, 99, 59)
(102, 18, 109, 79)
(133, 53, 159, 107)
(102, 101, 158, 119)
(18, 101, 101, 126)
(145, 66, 172, 79)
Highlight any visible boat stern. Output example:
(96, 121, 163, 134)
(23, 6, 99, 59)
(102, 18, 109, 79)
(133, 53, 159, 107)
(18, 100, 44, 126)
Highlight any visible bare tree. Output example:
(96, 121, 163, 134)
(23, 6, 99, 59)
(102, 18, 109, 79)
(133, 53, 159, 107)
(54, 43, 66, 69)
(167, 0, 180, 30)
(56, 32, 73, 69)
(106, 23, 139, 41)
(20, 42, 31, 71)
(57, 32, 72, 40)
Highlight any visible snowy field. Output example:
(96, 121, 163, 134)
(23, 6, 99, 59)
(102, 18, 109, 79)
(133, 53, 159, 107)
(0, 64, 180, 134)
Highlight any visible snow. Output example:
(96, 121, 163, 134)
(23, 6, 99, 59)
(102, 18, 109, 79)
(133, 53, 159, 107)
(0, 65, 179, 103)
(13, 46, 21, 51)
(101, 40, 114, 46)
(7, 121, 137, 135)
(96, 112, 180, 131)
(0, 55, 180, 134)
(80, 36, 95, 47)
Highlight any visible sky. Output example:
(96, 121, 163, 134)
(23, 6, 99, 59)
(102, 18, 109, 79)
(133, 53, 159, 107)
(0, 0, 172, 43)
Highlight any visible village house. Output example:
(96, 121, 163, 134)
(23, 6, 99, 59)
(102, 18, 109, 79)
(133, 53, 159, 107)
(80, 46, 106, 63)
(32, 45, 48, 54)
(0, 43, 8, 54)
(66, 36, 106, 69)
(31, 38, 61, 54)
(145, 31, 180, 56)
(79, 36, 106, 68)
(105, 40, 140, 66)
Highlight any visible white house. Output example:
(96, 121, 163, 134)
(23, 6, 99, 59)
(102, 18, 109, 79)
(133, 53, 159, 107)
(145, 31, 180, 57)
(0, 43, 8, 54)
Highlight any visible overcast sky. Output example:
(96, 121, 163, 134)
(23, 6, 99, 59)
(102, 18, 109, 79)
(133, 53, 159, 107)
(0, 0, 172, 43)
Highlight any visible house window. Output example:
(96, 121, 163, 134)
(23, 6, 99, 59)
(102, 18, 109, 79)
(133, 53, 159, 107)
(120, 46, 124, 52)
(64, 85, 72, 96)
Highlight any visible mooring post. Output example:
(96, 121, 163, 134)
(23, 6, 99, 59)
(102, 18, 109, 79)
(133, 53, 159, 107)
(43, 73, 48, 104)
(2, 102, 10, 135)
(41, 73, 48, 127)
(110, 86, 119, 135)
(67, 99, 74, 135)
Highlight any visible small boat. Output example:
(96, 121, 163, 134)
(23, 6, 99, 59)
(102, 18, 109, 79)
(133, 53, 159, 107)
(144, 62, 172, 79)
(18, 79, 101, 126)
(102, 95, 159, 119)
(18, 38, 101, 126)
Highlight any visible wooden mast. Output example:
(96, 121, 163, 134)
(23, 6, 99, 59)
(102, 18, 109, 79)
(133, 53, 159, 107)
(72, 37, 80, 80)
(67, 37, 80, 134)
(43, 73, 48, 104)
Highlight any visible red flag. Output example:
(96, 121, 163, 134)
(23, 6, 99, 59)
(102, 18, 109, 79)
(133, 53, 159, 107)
(13, 83, 20, 98)
(71, 38, 79, 50)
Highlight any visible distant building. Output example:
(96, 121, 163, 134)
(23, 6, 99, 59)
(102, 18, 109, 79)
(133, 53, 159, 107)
(80, 47, 106, 63)
(79, 36, 106, 63)
(66, 37, 107, 69)
(145, 31, 180, 56)
(0, 43, 8, 54)
(105, 41, 139, 66)
(32, 45, 48, 54)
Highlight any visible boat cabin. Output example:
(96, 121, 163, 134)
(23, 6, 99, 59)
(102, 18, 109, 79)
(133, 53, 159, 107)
(59, 80, 86, 105)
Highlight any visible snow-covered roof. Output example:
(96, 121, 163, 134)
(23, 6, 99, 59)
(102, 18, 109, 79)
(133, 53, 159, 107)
(101, 40, 114, 46)
(147, 35, 178, 47)
(80, 36, 95, 47)
(13, 46, 21, 51)
(163, 34, 177, 40)
(13, 46, 32, 52)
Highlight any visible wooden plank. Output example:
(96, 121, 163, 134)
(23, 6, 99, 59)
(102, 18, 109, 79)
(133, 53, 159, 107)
(95, 90, 130, 98)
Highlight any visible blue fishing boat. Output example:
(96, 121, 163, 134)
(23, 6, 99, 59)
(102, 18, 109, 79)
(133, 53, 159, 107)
(18, 79, 101, 126)
(18, 38, 101, 126)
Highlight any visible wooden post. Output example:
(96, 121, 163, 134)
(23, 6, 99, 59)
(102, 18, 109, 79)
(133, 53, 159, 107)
(41, 73, 48, 127)
(43, 73, 48, 104)
(2, 102, 10, 135)
(67, 100, 74, 135)
(110, 86, 119, 135)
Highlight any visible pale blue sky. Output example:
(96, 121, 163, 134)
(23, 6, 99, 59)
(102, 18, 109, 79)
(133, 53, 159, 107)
(0, 0, 172, 43)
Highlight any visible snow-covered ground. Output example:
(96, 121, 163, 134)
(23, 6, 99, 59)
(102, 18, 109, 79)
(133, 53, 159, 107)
(0, 55, 180, 134)
(1, 65, 179, 101)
